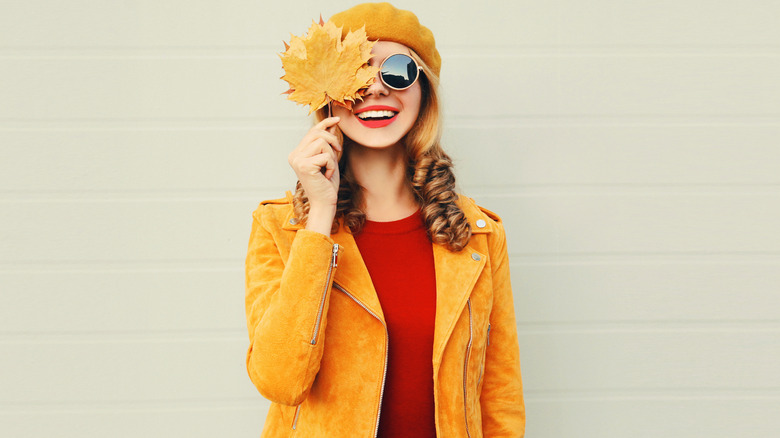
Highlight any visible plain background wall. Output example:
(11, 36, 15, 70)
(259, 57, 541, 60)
(1, 0, 779, 436)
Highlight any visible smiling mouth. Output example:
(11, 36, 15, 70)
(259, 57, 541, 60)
(355, 111, 398, 128)
(357, 110, 397, 120)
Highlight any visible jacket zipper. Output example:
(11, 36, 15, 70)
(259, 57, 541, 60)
(333, 283, 388, 438)
(292, 404, 301, 430)
(477, 323, 491, 389)
(310, 243, 339, 345)
(463, 299, 473, 438)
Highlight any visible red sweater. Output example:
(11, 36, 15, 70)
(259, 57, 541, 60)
(354, 209, 437, 438)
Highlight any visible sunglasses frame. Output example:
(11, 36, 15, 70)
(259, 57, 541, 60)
(377, 53, 424, 91)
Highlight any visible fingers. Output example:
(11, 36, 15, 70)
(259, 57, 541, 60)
(289, 117, 342, 170)
(299, 152, 338, 180)
(311, 117, 342, 152)
(287, 116, 342, 196)
(314, 116, 340, 131)
(320, 151, 337, 180)
(290, 117, 341, 155)
(304, 131, 340, 154)
(292, 136, 338, 168)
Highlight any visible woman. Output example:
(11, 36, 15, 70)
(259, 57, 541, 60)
(245, 3, 524, 437)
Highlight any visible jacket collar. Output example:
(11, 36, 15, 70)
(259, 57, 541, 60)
(281, 193, 490, 363)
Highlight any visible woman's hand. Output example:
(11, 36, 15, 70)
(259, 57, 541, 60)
(287, 116, 342, 235)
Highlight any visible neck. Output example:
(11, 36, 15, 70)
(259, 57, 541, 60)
(347, 142, 418, 221)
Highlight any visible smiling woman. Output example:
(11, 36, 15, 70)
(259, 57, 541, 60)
(244, 2, 525, 437)
(331, 42, 422, 149)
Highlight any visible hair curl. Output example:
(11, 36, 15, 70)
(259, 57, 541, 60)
(293, 50, 471, 252)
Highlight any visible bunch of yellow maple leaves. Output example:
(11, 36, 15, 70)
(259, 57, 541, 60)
(280, 18, 379, 115)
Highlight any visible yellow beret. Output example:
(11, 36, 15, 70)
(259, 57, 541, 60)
(330, 2, 441, 77)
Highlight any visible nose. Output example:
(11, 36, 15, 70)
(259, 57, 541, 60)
(364, 69, 390, 97)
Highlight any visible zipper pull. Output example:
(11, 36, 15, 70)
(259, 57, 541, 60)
(487, 323, 491, 346)
(332, 243, 339, 268)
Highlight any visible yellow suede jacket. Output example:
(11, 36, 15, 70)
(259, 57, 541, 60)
(245, 192, 525, 437)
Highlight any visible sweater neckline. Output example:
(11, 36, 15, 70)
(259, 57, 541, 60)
(361, 209, 424, 235)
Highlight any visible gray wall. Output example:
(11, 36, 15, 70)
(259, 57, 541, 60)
(1, 0, 779, 436)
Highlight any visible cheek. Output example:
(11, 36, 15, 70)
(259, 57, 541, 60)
(330, 106, 358, 136)
(331, 105, 352, 120)
(405, 88, 423, 119)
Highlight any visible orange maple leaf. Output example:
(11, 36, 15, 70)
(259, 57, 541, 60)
(280, 19, 378, 114)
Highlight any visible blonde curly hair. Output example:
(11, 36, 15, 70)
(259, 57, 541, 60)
(292, 50, 471, 252)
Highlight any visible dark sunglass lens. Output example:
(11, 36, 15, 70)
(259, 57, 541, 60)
(381, 54, 418, 89)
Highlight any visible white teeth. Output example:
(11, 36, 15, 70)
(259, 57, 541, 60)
(357, 110, 397, 119)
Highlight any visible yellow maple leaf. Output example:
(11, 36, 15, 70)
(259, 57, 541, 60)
(280, 19, 378, 114)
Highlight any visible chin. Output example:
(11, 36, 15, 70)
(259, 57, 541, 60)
(340, 119, 415, 150)
(352, 136, 405, 149)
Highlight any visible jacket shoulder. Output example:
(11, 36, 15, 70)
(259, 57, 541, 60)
(476, 204, 503, 224)
(456, 194, 504, 233)
(252, 191, 297, 229)
(457, 195, 509, 264)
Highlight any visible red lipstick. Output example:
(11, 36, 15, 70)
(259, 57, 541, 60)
(354, 105, 400, 129)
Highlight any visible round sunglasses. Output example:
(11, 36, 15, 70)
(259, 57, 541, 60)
(377, 53, 424, 91)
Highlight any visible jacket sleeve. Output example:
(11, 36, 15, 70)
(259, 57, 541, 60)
(244, 204, 340, 406)
(480, 219, 526, 437)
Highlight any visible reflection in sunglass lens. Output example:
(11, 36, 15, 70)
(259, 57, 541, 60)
(381, 54, 418, 90)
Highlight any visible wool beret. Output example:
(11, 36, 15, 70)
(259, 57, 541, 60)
(330, 2, 441, 77)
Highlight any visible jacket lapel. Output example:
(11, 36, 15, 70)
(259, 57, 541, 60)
(281, 200, 385, 321)
(328, 226, 487, 361)
(281, 193, 490, 355)
(330, 226, 385, 321)
(431, 242, 485, 365)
